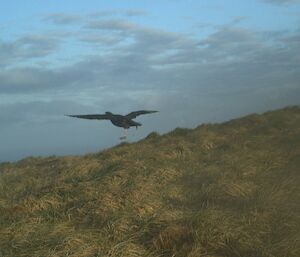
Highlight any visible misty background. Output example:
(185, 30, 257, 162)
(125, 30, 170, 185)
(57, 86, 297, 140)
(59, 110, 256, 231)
(1, 0, 300, 162)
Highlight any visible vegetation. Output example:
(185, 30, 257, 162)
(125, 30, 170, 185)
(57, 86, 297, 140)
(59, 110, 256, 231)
(0, 106, 299, 257)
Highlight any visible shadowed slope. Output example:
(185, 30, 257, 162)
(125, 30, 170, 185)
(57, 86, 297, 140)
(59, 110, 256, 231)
(0, 106, 299, 257)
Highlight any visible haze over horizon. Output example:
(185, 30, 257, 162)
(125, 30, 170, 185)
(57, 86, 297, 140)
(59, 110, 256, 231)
(1, 0, 300, 162)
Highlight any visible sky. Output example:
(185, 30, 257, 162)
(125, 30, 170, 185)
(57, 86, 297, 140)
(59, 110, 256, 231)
(1, 0, 300, 162)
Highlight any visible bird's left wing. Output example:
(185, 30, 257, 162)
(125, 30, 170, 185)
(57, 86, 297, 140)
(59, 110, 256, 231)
(65, 114, 110, 120)
(125, 110, 158, 119)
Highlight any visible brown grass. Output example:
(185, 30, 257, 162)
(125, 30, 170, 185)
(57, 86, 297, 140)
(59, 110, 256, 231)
(0, 106, 299, 257)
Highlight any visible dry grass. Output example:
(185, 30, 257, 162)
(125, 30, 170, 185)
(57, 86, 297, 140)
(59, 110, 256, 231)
(0, 106, 299, 257)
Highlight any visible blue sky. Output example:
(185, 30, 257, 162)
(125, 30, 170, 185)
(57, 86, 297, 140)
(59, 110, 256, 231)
(1, 0, 300, 162)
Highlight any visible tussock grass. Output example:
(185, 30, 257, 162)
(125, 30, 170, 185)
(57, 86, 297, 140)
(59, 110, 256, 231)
(0, 106, 299, 257)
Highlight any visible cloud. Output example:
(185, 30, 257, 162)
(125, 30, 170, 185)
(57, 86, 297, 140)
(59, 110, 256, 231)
(16, 35, 61, 57)
(0, 34, 61, 68)
(2, 20, 300, 100)
(86, 19, 138, 32)
(85, 18, 194, 56)
(123, 9, 147, 17)
(43, 13, 82, 25)
(88, 9, 147, 19)
(79, 34, 123, 45)
(261, 0, 300, 5)
(0, 67, 67, 93)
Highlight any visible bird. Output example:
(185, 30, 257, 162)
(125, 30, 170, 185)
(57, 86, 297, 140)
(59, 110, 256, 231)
(65, 110, 158, 140)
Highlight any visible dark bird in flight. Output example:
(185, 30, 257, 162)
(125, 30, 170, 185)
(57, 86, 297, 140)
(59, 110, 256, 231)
(65, 110, 158, 140)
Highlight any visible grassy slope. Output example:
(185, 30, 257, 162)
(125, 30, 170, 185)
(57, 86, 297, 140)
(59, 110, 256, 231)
(0, 106, 299, 257)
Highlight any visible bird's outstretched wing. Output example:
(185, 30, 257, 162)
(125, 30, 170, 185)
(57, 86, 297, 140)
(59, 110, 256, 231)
(125, 110, 158, 119)
(65, 114, 110, 120)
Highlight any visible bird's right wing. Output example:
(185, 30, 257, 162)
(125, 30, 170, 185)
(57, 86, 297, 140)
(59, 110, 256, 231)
(65, 114, 110, 120)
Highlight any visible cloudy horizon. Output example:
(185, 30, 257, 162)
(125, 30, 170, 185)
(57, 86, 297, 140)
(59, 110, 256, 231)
(1, 0, 300, 162)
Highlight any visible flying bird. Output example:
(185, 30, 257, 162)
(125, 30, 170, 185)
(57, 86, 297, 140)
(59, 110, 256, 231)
(65, 110, 158, 140)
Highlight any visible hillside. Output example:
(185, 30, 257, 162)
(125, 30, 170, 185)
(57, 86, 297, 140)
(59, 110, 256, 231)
(0, 106, 299, 257)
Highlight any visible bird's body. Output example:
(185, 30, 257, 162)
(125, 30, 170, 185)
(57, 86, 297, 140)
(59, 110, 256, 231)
(66, 110, 158, 139)
(109, 116, 141, 129)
